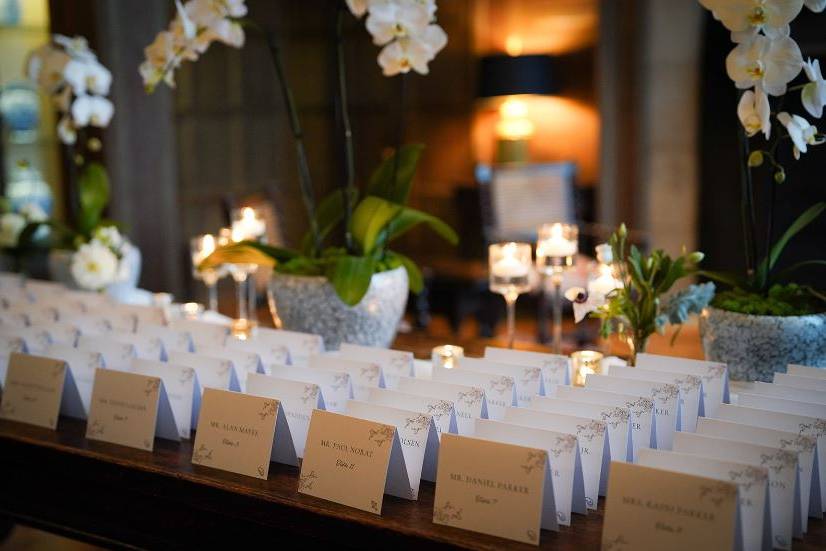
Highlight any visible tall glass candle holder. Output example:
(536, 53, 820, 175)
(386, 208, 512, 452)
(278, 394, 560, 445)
(489, 242, 532, 348)
(536, 222, 578, 354)
(190, 234, 224, 312)
(228, 208, 267, 336)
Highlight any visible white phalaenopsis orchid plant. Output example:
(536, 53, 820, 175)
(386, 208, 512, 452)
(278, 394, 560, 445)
(26, 34, 114, 145)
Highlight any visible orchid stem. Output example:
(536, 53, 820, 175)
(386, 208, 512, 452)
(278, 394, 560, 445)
(336, 5, 355, 254)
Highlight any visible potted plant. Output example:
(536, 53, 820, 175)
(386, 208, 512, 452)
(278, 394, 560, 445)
(143, 0, 457, 347)
(565, 225, 714, 365)
(24, 35, 141, 298)
(698, 0, 826, 381)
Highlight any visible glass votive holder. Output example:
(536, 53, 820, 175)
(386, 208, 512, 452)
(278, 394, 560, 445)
(536, 222, 578, 274)
(571, 350, 604, 387)
(488, 242, 532, 296)
(432, 345, 464, 369)
(181, 302, 204, 320)
(231, 206, 267, 242)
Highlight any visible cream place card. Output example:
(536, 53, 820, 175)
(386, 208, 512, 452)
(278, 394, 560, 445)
(637, 449, 769, 551)
(109, 332, 165, 361)
(366, 387, 457, 438)
(714, 402, 826, 516)
(504, 407, 606, 509)
(308, 355, 384, 401)
(83, 306, 135, 333)
(1, 326, 51, 353)
(132, 358, 199, 440)
(636, 352, 729, 417)
(191, 388, 297, 478)
(253, 327, 323, 364)
(43, 343, 104, 417)
(396, 376, 487, 435)
(197, 344, 262, 392)
(738, 392, 826, 418)
(0, 310, 28, 329)
(433, 432, 557, 545)
(35, 322, 79, 347)
(245, 372, 324, 458)
(137, 322, 193, 354)
(555, 386, 653, 461)
(602, 462, 739, 551)
(0, 353, 67, 429)
(61, 313, 113, 336)
(86, 368, 179, 451)
(774, 372, 826, 392)
(268, 364, 352, 413)
(23, 278, 64, 299)
(484, 346, 571, 390)
(474, 419, 583, 526)
(224, 336, 288, 371)
(787, 364, 826, 379)
(457, 357, 544, 407)
(167, 318, 228, 348)
(697, 417, 819, 528)
(77, 334, 136, 372)
(587, 374, 679, 450)
(298, 409, 411, 513)
(346, 400, 439, 495)
(674, 432, 800, 550)
(0, 335, 25, 390)
(338, 343, 413, 390)
(607, 365, 703, 432)
(432, 366, 515, 420)
(747, 382, 826, 405)
(6, 302, 57, 326)
(166, 350, 240, 398)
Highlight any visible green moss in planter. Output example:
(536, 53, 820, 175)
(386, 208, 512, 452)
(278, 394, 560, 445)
(712, 284, 825, 316)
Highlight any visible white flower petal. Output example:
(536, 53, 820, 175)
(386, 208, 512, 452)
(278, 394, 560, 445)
(71, 241, 119, 291)
(57, 116, 77, 145)
(805, 0, 826, 11)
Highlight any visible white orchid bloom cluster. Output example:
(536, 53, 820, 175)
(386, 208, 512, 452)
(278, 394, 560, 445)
(70, 225, 135, 292)
(701, 0, 826, 161)
(0, 203, 47, 249)
(140, 0, 247, 92)
(346, 0, 447, 77)
(25, 34, 113, 146)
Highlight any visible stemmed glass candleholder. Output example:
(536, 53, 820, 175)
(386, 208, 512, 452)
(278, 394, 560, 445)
(227, 208, 267, 340)
(190, 234, 224, 312)
(489, 242, 532, 348)
(536, 222, 578, 354)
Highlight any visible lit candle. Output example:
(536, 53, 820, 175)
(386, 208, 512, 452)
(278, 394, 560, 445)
(192, 234, 216, 266)
(432, 345, 464, 369)
(492, 245, 530, 279)
(537, 223, 577, 258)
(182, 302, 204, 320)
(231, 207, 266, 242)
(571, 350, 604, 387)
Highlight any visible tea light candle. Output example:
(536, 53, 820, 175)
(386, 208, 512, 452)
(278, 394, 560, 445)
(231, 207, 266, 242)
(537, 222, 578, 259)
(181, 302, 204, 320)
(491, 247, 530, 278)
(191, 234, 216, 267)
(571, 350, 604, 387)
(432, 345, 464, 369)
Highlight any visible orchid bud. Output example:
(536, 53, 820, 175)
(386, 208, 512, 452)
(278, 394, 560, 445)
(618, 223, 627, 239)
(748, 150, 763, 167)
(687, 251, 704, 264)
(774, 169, 786, 184)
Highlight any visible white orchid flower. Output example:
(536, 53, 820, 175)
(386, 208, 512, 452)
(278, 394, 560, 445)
(0, 213, 26, 248)
(777, 111, 825, 159)
(699, 0, 803, 42)
(726, 34, 802, 96)
(25, 44, 69, 93)
(176, 0, 197, 40)
(71, 95, 114, 128)
(347, 0, 370, 17)
(737, 87, 772, 138)
(805, 0, 826, 11)
(366, 1, 431, 45)
(564, 286, 606, 324)
(378, 24, 446, 76)
(54, 34, 96, 61)
(57, 115, 77, 145)
(63, 58, 112, 96)
(71, 240, 119, 291)
(802, 58, 826, 118)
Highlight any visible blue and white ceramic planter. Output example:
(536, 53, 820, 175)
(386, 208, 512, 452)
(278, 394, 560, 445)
(700, 306, 826, 382)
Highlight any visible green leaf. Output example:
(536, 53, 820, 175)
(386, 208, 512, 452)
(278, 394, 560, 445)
(351, 196, 402, 255)
(697, 269, 747, 289)
(367, 144, 425, 204)
(241, 241, 300, 263)
(774, 259, 826, 282)
(386, 250, 423, 293)
(386, 206, 459, 245)
(325, 254, 376, 306)
(77, 162, 110, 237)
(759, 202, 826, 281)
(301, 187, 359, 255)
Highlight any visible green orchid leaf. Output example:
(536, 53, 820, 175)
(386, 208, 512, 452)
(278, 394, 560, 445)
(301, 186, 359, 255)
(77, 162, 110, 237)
(386, 206, 459, 246)
(386, 250, 424, 293)
(241, 241, 300, 262)
(764, 202, 826, 275)
(351, 196, 402, 255)
(367, 144, 425, 204)
(697, 269, 747, 289)
(325, 254, 376, 306)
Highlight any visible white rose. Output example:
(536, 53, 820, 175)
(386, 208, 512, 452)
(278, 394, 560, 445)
(0, 213, 26, 248)
(92, 225, 125, 252)
(71, 240, 119, 291)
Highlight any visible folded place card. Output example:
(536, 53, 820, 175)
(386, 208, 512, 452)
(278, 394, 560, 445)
(474, 418, 583, 527)
(484, 346, 571, 391)
(268, 364, 352, 413)
(433, 432, 557, 545)
(1, 326, 51, 353)
(0, 353, 67, 429)
(166, 350, 240, 398)
(787, 364, 826, 379)
(253, 327, 323, 364)
(504, 406, 606, 509)
(738, 393, 826, 418)
(43, 343, 104, 417)
(132, 358, 199, 440)
(607, 365, 703, 432)
(346, 399, 439, 495)
(747, 382, 826, 405)
(298, 409, 410, 514)
(366, 387, 457, 438)
(137, 322, 193, 354)
(587, 374, 680, 450)
(697, 416, 819, 527)
(396, 376, 488, 435)
(191, 387, 297, 479)
(24, 279, 65, 299)
(224, 336, 288, 371)
(0, 335, 26, 390)
(457, 357, 544, 407)
(6, 302, 57, 326)
(86, 368, 179, 451)
(0, 310, 28, 329)
(602, 461, 739, 551)
(713, 402, 826, 519)
(168, 318, 228, 348)
(432, 366, 516, 420)
(636, 353, 729, 418)
(338, 343, 413, 390)
(637, 448, 769, 551)
(554, 385, 653, 462)
(108, 303, 166, 330)
(197, 344, 262, 392)
(109, 332, 165, 361)
(77, 334, 136, 372)
(674, 432, 800, 550)
(61, 314, 113, 336)
(245, 372, 324, 458)
(83, 307, 136, 333)
(34, 322, 79, 347)
(774, 372, 826, 392)
(63, 289, 111, 311)
(308, 355, 384, 401)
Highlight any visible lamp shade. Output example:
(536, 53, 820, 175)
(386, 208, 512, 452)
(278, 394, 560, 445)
(477, 54, 557, 98)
